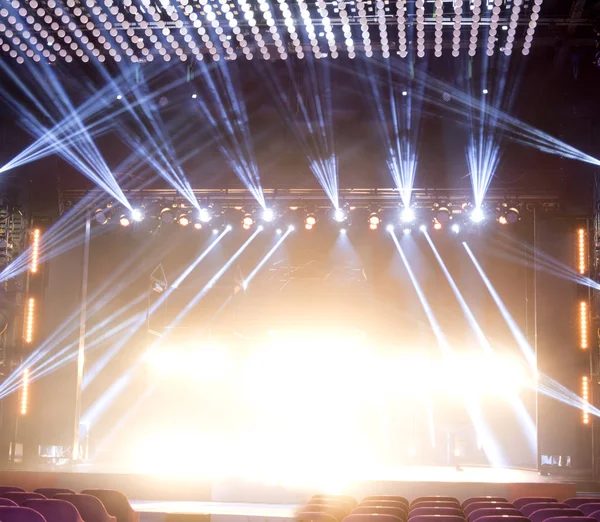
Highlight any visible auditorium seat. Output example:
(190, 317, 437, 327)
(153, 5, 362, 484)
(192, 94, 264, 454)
(476, 516, 530, 522)
(513, 499, 558, 510)
(543, 517, 594, 522)
(1, 493, 47, 506)
(465, 503, 515, 517)
(0, 506, 48, 522)
(34, 489, 76, 498)
(0, 487, 26, 494)
(342, 513, 405, 522)
(55, 494, 117, 522)
(468, 508, 522, 522)
(409, 507, 464, 519)
(406, 515, 466, 522)
(0, 499, 19, 507)
(529, 508, 584, 522)
(463, 500, 509, 510)
(353, 506, 408, 520)
(364, 497, 409, 508)
(303, 504, 348, 521)
(411, 499, 460, 508)
(23, 499, 85, 522)
(411, 502, 462, 511)
(522, 504, 568, 517)
(564, 501, 600, 509)
(579, 505, 600, 516)
(81, 490, 139, 522)
(587, 510, 600, 522)
(298, 512, 340, 522)
(360, 501, 408, 512)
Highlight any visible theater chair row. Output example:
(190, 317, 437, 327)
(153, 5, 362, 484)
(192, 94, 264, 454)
(0, 487, 138, 522)
(297, 494, 600, 522)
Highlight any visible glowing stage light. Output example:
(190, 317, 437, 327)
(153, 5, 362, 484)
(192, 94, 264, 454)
(116, 94, 122, 100)
(193, 220, 203, 230)
(334, 208, 347, 223)
(433, 205, 451, 223)
(403, 228, 412, 235)
(305, 214, 317, 230)
(471, 207, 485, 223)
(94, 208, 111, 225)
(433, 221, 442, 231)
(20, 368, 29, 416)
(368, 213, 380, 230)
(580, 300, 589, 350)
(276, 229, 282, 235)
(131, 208, 145, 222)
(386, 224, 394, 232)
(30, 229, 40, 274)
(24, 297, 35, 344)
(160, 208, 175, 225)
(498, 215, 508, 225)
(199, 208, 212, 223)
(582, 375, 590, 425)
(212, 229, 219, 235)
(482, 89, 489, 94)
(452, 224, 460, 234)
(505, 207, 520, 224)
(178, 214, 190, 227)
(340, 228, 347, 235)
(119, 214, 131, 227)
(401, 207, 415, 223)
(288, 225, 295, 231)
(242, 215, 254, 230)
(402, 91, 408, 96)
(578, 228, 586, 275)
(419, 224, 426, 232)
(262, 208, 275, 222)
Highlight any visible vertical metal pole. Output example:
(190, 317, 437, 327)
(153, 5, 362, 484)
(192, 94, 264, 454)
(72, 211, 91, 461)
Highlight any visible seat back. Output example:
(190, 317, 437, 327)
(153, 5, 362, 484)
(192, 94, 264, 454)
(55, 494, 112, 522)
(530, 508, 584, 522)
(580, 505, 600, 516)
(80, 491, 137, 522)
(522, 504, 568, 517)
(542, 517, 594, 522)
(463, 500, 509, 510)
(406, 515, 466, 522)
(0, 506, 48, 522)
(342, 514, 404, 522)
(513, 499, 558, 510)
(412, 503, 462, 511)
(0, 499, 19, 507)
(411, 499, 460, 508)
(468, 509, 522, 522)
(476, 516, 530, 522)
(353, 506, 407, 520)
(587, 510, 600, 522)
(1, 493, 47, 506)
(409, 508, 464, 519)
(360, 502, 408, 512)
(565, 501, 600, 509)
(302, 504, 347, 521)
(363, 498, 409, 508)
(0, 487, 26, 494)
(23, 499, 84, 522)
(34, 489, 76, 498)
(465, 504, 514, 517)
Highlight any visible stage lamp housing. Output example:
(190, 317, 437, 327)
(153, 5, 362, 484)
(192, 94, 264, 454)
(433, 204, 452, 223)
(94, 207, 111, 225)
(305, 214, 317, 229)
(470, 207, 485, 223)
(401, 207, 415, 223)
(334, 207, 347, 223)
(178, 214, 190, 227)
(119, 214, 131, 227)
(368, 213, 381, 230)
(131, 207, 145, 222)
(160, 208, 175, 225)
(199, 207, 212, 223)
(262, 208, 275, 222)
(242, 214, 254, 230)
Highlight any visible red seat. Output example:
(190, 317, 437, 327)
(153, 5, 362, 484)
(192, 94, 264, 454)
(463, 500, 509, 510)
(0, 506, 48, 522)
(55, 494, 117, 522)
(0, 499, 19, 507)
(343, 514, 405, 522)
(522, 504, 568, 517)
(409, 508, 464, 519)
(34, 489, 76, 498)
(530, 508, 583, 522)
(23, 499, 85, 522)
(407, 515, 466, 522)
(513, 499, 558, 511)
(411, 499, 460, 507)
(565, 501, 600, 509)
(580, 505, 600, 516)
(544, 518, 594, 522)
(465, 504, 515, 517)
(1, 493, 47, 506)
(353, 506, 408, 520)
(360, 502, 408, 512)
(81, 491, 138, 522)
(468, 509, 522, 522)
(476, 516, 530, 522)
(412, 503, 462, 511)
(363, 498, 409, 509)
(0, 488, 26, 494)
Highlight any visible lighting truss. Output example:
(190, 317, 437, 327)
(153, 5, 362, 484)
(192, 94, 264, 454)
(0, 0, 556, 63)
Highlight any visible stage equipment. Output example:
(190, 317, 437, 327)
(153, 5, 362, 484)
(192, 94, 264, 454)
(30, 229, 40, 274)
(582, 376, 590, 424)
(368, 213, 381, 230)
(452, 224, 460, 234)
(199, 208, 212, 223)
(177, 214, 190, 227)
(131, 208, 145, 222)
(471, 207, 485, 223)
(305, 214, 317, 230)
(242, 215, 254, 230)
(334, 208, 347, 223)
(579, 300, 588, 349)
(401, 208, 416, 223)
(24, 297, 35, 344)
(578, 228, 586, 275)
(20, 369, 29, 416)
(160, 208, 175, 225)
(119, 215, 131, 227)
(94, 208, 111, 225)
(262, 208, 275, 222)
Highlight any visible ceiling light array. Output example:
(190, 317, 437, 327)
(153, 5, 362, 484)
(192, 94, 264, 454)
(0, 0, 543, 62)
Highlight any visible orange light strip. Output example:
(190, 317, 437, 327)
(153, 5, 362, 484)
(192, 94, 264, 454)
(577, 228, 586, 275)
(20, 369, 29, 415)
(582, 376, 590, 425)
(30, 229, 40, 274)
(580, 300, 589, 350)
(25, 297, 35, 344)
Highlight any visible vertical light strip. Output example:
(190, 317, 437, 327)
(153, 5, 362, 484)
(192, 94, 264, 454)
(578, 228, 586, 275)
(396, 0, 407, 58)
(25, 297, 35, 344)
(20, 368, 30, 415)
(30, 228, 40, 274)
(580, 300, 589, 350)
(582, 376, 590, 425)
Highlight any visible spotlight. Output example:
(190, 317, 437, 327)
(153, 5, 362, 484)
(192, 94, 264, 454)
(288, 224, 295, 231)
(451, 224, 460, 234)
(119, 214, 131, 227)
(386, 224, 394, 232)
(226, 225, 233, 231)
(433, 221, 442, 230)
(257, 225, 264, 232)
(212, 229, 219, 235)
(242, 214, 254, 230)
(340, 228, 347, 235)
(401, 208, 415, 223)
(470, 207, 485, 223)
(403, 228, 412, 235)
(334, 208, 347, 222)
(262, 208, 275, 222)
(482, 89, 489, 94)
(505, 207, 520, 224)
(419, 224, 426, 232)
(305, 214, 317, 229)
(402, 91, 408, 96)
(199, 207, 212, 223)
(94, 208, 110, 225)
(116, 94, 122, 100)
(193, 220, 203, 230)
(192, 93, 198, 99)
(160, 208, 175, 225)
(368, 213, 381, 230)
(178, 214, 190, 227)
(131, 208, 145, 222)
(498, 215, 508, 225)
(433, 205, 451, 223)
(276, 228, 282, 235)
